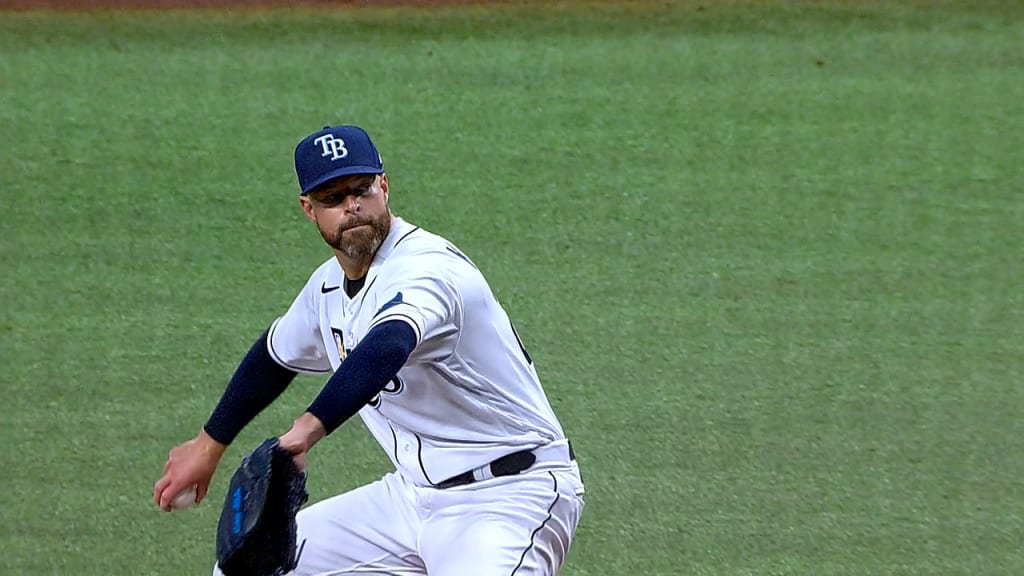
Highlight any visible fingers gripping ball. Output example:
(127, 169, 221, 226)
(171, 485, 198, 510)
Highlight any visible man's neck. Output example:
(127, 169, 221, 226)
(335, 252, 372, 280)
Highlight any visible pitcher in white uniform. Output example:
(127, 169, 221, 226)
(153, 125, 585, 575)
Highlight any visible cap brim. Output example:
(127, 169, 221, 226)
(301, 166, 385, 195)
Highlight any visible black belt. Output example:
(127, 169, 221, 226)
(435, 442, 576, 490)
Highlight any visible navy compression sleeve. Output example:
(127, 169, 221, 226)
(203, 330, 298, 445)
(306, 319, 417, 435)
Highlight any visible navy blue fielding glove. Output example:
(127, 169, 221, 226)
(216, 438, 308, 576)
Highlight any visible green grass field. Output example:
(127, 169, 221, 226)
(2, 2, 1022, 574)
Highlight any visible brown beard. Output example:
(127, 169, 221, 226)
(319, 211, 391, 260)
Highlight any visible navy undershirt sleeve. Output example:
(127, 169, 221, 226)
(203, 330, 298, 445)
(307, 319, 417, 435)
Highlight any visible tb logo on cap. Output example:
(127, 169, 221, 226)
(313, 134, 349, 161)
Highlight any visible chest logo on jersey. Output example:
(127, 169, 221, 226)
(330, 327, 349, 362)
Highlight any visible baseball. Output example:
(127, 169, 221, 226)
(170, 485, 198, 510)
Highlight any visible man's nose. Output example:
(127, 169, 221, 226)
(343, 195, 361, 213)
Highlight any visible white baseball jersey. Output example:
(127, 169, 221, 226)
(267, 217, 567, 486)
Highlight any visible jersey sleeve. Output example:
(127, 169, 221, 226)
(366, 254, 461, 358)
(267, 272, 332, 374)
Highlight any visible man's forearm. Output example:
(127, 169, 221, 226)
(204, 330, 298, 445)
(306, 320, 417, 435)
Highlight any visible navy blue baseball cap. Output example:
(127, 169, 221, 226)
(294, 125, 384, 195)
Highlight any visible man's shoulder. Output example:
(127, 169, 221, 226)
(389, 222, 452, 258)
(380, 224, 481, 282)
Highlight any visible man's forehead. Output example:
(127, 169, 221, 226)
(313, 173, 377, 194)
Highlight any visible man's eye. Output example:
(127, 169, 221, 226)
(356, 186, 371, 196)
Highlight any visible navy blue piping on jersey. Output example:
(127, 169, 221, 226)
(307, 319, 417, 435)
(445, 245, 478, 269)
(388, 421, 400, 467)
(357, 275, 380, 307)
(204, 330, 299, 445)
(393, 226, 421, 248)
(415, 433, 436, 485)
(510, 472, 560, 576)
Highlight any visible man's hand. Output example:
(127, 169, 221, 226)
(277, 412, 327, 472)
(153, 428, 227, 511)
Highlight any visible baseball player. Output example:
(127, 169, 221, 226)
(153, 125, 585, 575)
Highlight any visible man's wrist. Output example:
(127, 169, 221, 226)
(293, 412, 327, 447)
(278, 412, 328, 456)
(198, 426, 230, 456)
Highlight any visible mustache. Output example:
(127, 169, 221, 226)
(340, 219, 374, 232)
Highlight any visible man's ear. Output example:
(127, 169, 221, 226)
(380, 173, 389, 203)
(299, 196, 317, 223)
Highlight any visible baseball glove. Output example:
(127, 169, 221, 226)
(216, 438, 309, 576)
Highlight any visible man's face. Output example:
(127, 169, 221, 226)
(301, 173, 391, 261)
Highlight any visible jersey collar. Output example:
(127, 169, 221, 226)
(373, 217, 416, 264)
